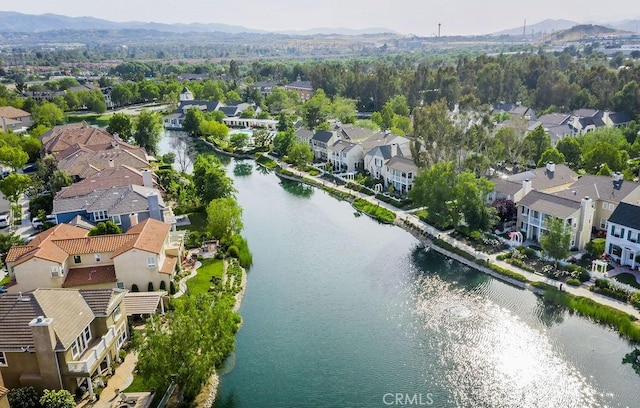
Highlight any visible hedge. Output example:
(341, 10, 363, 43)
(476, 259, 528, 282)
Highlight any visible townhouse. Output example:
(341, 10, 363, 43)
(605, 202, 640, 270)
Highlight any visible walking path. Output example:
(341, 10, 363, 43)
(173, 261, 200, 298)
(273, 158, 640, 320)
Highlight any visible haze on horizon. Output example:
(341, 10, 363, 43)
(0, 0, 638, 36)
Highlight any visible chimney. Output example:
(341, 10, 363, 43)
(523, 179, 532, 196)
(147, 193, 162, 221)
(577, 196, 594, 250)
(142, 169, 153, 188)
(391, 143, 398, 157)
(546, 162, 555, 173)
(613, 172, 623, 190)
(29, 316, 62, 389)
(129, 213, 139, 227)
(108, 158, 115, 168)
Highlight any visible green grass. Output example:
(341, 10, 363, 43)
(66, 113, 112, 127)
(613, 273, 640, 289)
(352, 198, 396, 223)
(177, 212, 207, 233)
(122, 373, 149, 393)
(255, 155, 277, 168)
(0, 276, 9, 286)
(187, 258, 224, 296)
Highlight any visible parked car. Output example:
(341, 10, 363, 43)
(32, 214, 57, 230)
(0, 170, 11, 179)
(0, 212, 11, 228)
(22, 163, 38, 173)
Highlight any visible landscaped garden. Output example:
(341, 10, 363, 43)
(186, 258, 224, 296)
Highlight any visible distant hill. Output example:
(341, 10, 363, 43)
(492, 19, 579, 37)
(544, 24, 631, 42)
(603, 19, 640, 33)
(0, 11, 394, 36)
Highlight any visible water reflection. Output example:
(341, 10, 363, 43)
(279, 179, 315, 198)
(233, 163, 253, 177)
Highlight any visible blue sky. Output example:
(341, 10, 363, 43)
(0, 0, 638, 36)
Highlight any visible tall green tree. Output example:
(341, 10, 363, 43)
(583, 141, 627, 173)
(273, 130, 296, 156)
(39, 389, 74, 408)
(0, 233, 25, 268)
(33, 102, 63, 127)
(301, 89, 331, 129)
(409, 161, 457, 229)
(541, 216, 572, 264)
(192, 154, 235, 203)
(523, 125, 551, 165)
(133, 109, 162, 154)
(182, 108, 204, 136)
(136, 295, 239, 402)
(206, 197, 243, 240)
(411, 99, 458, 167)
(454, 171, 496, 231)
(106, 113, 133, 142)
(0, 173, 31, 205)
(88, 221, 122, 236)
(556, 137, 582, 168)
(537, 148, 566, 168)
(287, 141, 313, 168)
(0, 145, 28, 171)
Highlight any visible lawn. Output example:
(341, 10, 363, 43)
(177, 212, 207, 233)
(122, 373, 149, 393)
(187, 258, 224, 296)
(66, 113, 112, 127)
(0, 275, 9, 286)
(613, 273, 640, 289)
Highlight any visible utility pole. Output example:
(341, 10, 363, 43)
(438, 23, 441, 38)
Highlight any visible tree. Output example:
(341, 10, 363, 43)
(252, 129, 272, 149)
(409, 161, 457, 229)
(162, 152, 176, 165)
(39, 389, 74, 408)
(134, 109, 162, 154)
(192, 155, 235, 203)
(583, 141, 627, 173)
(206, 197, 243, 240)
(331, 95, 356, 123)
(454, 171, 497, 231)
(492, 197, 517, 227)
(49, 170, 72, 194)
(136, 294, 238, 402)
(556, 137, 582, 168)
(88, 221, 122, 236)
(537, 148, 565, 168)
(230, 133, 250, 150)
(0, 233, 24, 268)
(8, 386, 41, 408)
(33, 102, 63, 127)
(541, 216, 572, 264)
(0, 173, 31, 205)
(287, 141, 313, 168)
(273, 130, 296, 156)
(523, 125, 551, 165)
(0, 144, 29, 170)
(107, 113, 133, 142)
(301, 89, 331, 129)
(411, 99, 459, 167)
(199, 120, 229, 142)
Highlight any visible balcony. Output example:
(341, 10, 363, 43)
(67, 326, 117, 375)
(528, 217, 542, 227)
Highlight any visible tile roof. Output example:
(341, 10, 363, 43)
(123, 292, 166, 315)
(52, 234, 137, 255)
(608, 202, 640, 230)
(53, 184, 165, 216)
(0, 293, 44, 349)
(56, 145, 149, 178)
(6, 224, 89, 266)
(63, 265, 118, 288)
(112, 218, 171, 257)
(79, 288, 126, 316)
(160, 255, 177, 275)
(41, 123, 119, 156)
(519, 190, 582, 219)
(0, 106, 30, 119)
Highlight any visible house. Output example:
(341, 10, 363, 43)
(251, 80, 279, 97)
(5, 218, 184, 293)
(327, 140, 363, 173)
(55, 141, 150, 180)
(311, 130, 335, 161)
(504, 162, 578, 201)
(164, 99, 223, 129)
(295, 126, 314, 145)
(517, 191, 594, 250)
(52, 184, 175, 231)
(385, 156, 418, 194)
(605, 202, 640, 270)
(0, 106, 32, 132)
(56, 167, 158, 200)
(0, 288, 128, 399)
(491, 102, 536, 121)
(41, 122, 136, 159)
(284, 80, 313, 102)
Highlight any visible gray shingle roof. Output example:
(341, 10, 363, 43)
(608, 202, 640, 230)
(53, 184, 165, 216)
(312, 130, 334, 143)
(507, 164, 578, 191)
(386, 156, 418, 174)
(519, 190, 582, 219)
(554, 175, 640, 203)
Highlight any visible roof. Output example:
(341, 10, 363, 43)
(0, 289, 124, 351)
(507, 164, 578, 192)
(295, 128, 314, 140)
(178, 100, 222, 113)
(41, 123, 120, 156)
(312, 130, 334, 143)
(361, 131, 408, 151)
(608, 111, 632, 125)
(67, 215, 96, 230)
(538, 113, 571, 126)
(608, 202, 640, 230)
(57, 166, 154, 199)
(492, 103, 535, 119)
(56, 144, 149, 178)
(63, 265, 119, 288)
(386, 156, 418, 174)
(285, 80, 313, 90)
(79, 288, 126, 316)
(492, 178, 522, 198)
(53, 184, 165, 216)
(519, 190, 582, 219)
(6, 224, 89, 266)
(53, 234, 138, 255)
(112, 218, 172, 257)
(0, 106, 30, 119)
(123, 291, 167, 315)
(572, 109, 600, 118)
(160, 255, 177, 275)
(336, 124, 375, 142)
(554, 174, 640, 203)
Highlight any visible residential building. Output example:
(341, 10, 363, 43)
(311, 130, 335, 161)
(52, 184, 175, 231)
(605, 202, 640, 270)
(0, 106, 32, 132)
(517, 191, 594, 250)
(41, 122, 137, 159)
(491, 102, 536, 121)
(505, 162, 578, 201)
(284, 80, 313, 102)
(56, 167, 158, 200)
(386, 156, 418, 194)
(55, 141, 150, 180)
(295, 126, 314, 145)
(0, 288, 128, 400)
(328, 140, 363, 173)
(5, 218, 184, 293)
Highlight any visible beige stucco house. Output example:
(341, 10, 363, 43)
(0, 288, 128, 400)
(5, 219, 184, 293)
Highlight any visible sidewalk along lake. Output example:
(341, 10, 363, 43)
(209, 159, 640, 408)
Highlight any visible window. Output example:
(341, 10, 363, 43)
(113, 305, 122, 321)
(147, 256, 156, 268)
(116, 326, 127, 348)
(600, 218, 607, 230)
(0, 351, 6, 367)
(50, 266, 63, 278)
(93, 210, 108, 221)
(95, 254, 101, 263)
(74, 255, 81, 264)
(71, 326, 91, 358)
(117, 281, 125, 289)
(111, 214, 121, 225)
(83, 326, 92, 343)
(602, 202, 608, 210)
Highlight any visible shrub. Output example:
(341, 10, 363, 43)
(131, 284, 139, 292)
(433, 239, 476, 261)
(585, 238, 606, 259)
(227, 245, 240, 258)
(352, 198, 396, 223)
(147, 282, 154, 292)
(476, 259, 528, 282)
(40, 389, 75, 408)
(159, 280, 166, 291)
(566, 278, 581, 286)
(8, 387, 41, 408)
(169, 281, 176, 295)
(590, 279, 630, 301)
(631, 292, 640, 310)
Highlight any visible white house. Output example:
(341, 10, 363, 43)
(605, 202, 640, 270)
(328, 140, 363, 173)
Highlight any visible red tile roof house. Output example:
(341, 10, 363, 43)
(4, 218, 184, 294)
(0, 288, 128, 401)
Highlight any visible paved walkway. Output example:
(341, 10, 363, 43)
(77, 353, 145, 408)
(274, 158, 640, 320)
(173, 261, 200, 298)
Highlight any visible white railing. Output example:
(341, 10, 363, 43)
(528, 217, 541, 227)
(67, 326, 117, 374)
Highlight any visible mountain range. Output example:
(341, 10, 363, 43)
(0, 11, 637, 37)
